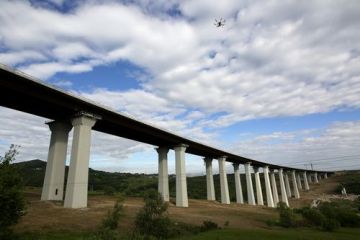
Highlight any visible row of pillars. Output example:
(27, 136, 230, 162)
(156, 146, 329, 208)
(41, 113, 329, 209)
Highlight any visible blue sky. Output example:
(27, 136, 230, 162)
(0, 0, 360, 174)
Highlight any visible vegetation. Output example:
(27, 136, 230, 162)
(336, 172, 360, 195)
(0, 145, 26, 239)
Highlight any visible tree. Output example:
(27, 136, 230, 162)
(0, 145, 26, 239)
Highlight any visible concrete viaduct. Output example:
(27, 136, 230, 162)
(0, 64, 331, 208)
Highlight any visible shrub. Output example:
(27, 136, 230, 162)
(278, 202, 298, 228)
(0, 145, 26, 240)
(94, 199, 124, 240)
(104, 186, 116, 196)
(134, 189, 171, 239)
(201, 220, 219, 231)
(301, 207, 327, 227)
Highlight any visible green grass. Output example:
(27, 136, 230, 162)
(175, 228, 360, 240)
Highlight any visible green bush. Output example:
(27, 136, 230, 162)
(103, 186, 116, 196)
(93, 199, 124, 240)
(301, 207, 327, 227)
(201, 220, 219, 231)
(277, 202, 298, 228)
(0, 145, 26, 240)
(134, 189, 171, 239)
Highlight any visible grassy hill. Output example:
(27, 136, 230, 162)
(15, 159, 256, 202)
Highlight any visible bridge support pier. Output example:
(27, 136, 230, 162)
(64, 115, 97, 208)
(291, 170, 300, 199)
(308, 174, 313, 184)
(314, 172, 319, 183)
(254, 167, 264, 205)
(284, 172, 292, 198)
(204, 157, 215, 201)
(233, 163, 244, 204)
(303, 172, 310, 190)
(157, 147, 169, 202)
(324, 173, 328, 179)
(175, 144, 189, 207)
(264, 166, 274, 207)
(41, 121, 72, 201)
(278, 169, 289, 206)
(296, 173, 303, 190)
(218, 156, 230, 204)
(245, 163, 256, 205)
(270, 169, 279, 206)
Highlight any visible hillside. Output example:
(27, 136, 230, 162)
(14, 160, 250, 202)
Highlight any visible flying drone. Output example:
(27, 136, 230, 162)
(214, 18, 226, 27)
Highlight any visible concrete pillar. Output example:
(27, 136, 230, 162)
(296, 173, 303, 190)
(314, 172, 319, 183)
(244, 163, 256, 205)
(233, 163, 244, 204)
(270, 170, 279, 206)
(218, 156, 230, 204)
(64, 114, 97, 208)
(303, 172, 310, 190)
(157, 147, 169, 202)
(318, 174, 322, 181)
(284, 172, 292, 198)
(278, 169, 289, 207)
(308, 173, 313, 184)
(174, 144, 189, 207)
(263, 166, 274, 208)
(41, 121, 72, 201)
(204, 157, 215, 201)
(291, 170, 300, 199)
(254, 167, 264, 205)
(324, 173, 328, 179)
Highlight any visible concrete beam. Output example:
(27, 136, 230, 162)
(278, 169, 289, 207)
(263, 166, 274, 208)
(174, 144, 189, 207)
(41, 121, 72, 201)
(245, 163, 256, 205)
(204, 157, 215, 201)
(233, 163, 244, 204)
(157, 146, 169, 202)
(254, 167, 264, 205)
(218, 156, 230, 204)
(64, 115, 97, 208)
(270, 169, 279, 206)
(291, 170, 300, 199)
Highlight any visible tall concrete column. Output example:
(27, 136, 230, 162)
(303, 172, 310, 190)
(318, 174, 322, 181)
(244, 163, 256, 205)
(284, 172, 292, 198)
(270, 170, 279, 206)
(296, 173, 303, 190)
(291, 170, 300, 199)
(314, 172, 319, 183)
(157, 147, 169, 202)
(308, 173, 313, 184)
(204, 157, 215, 201)
(218, 156, 230, 204)
(64, 114, 97, 208)
(233, 163, 244, 204)
(324, 173, 328, 179)
(254, 167, 264, 205)
(174, 144, 189, 207)
(263, 166, 274, 208)
(41, 121, 72, 201)
(278, 169, 289, 206)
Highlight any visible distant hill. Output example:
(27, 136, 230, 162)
(14, 160, 252, 202)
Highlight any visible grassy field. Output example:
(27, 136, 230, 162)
(12, 172, 360, 240)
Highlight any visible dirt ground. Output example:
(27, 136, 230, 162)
(14, 174, 343, 234)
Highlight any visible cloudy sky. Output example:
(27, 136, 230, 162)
(0, 0, 359, 174)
